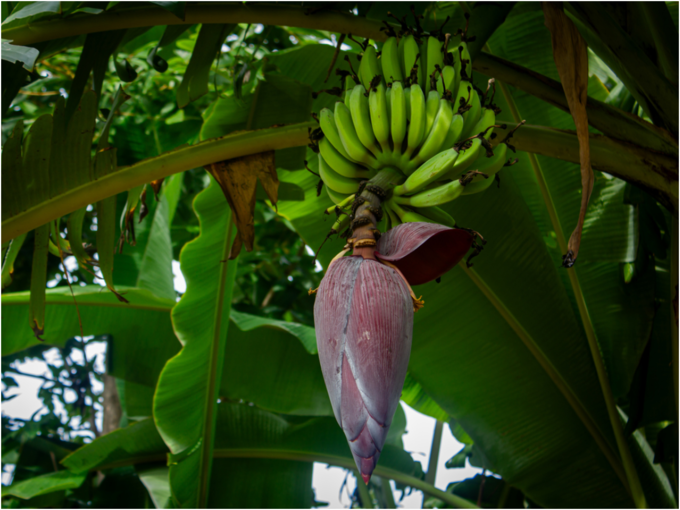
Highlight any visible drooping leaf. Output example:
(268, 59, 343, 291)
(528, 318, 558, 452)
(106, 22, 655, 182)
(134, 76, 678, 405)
(543, 2, 594, 267)
(176, 23, 234, 108)
(1, 40, 39, 70)
(206, 150, 278, 256)
(2, 1, 60, 25)
(153, 177, 238, 507)
(1, 470, 86, 500)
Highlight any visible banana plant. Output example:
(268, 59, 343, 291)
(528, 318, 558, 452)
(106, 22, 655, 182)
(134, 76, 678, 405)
(1, 2, 676, 508)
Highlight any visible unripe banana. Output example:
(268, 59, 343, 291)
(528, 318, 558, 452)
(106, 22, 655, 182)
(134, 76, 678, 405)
(359, 45, 382, 89)
(401, 35, 420, 85)
(334, 102, 379, 167)
(469, 107, 496, 140)
(388, 200, 437, 224)
(318, 154, 361, 195)
(450, 43, 463, 99)
(460, 88, 482, 139)
(381, 37, 404, 83)
(369, 82, 391, 153)
(390, 81, 407, 156)
(393, 148, 459, 196)
(407, 99, 453, 172)
(326, 187, 354, 206)
(320, 108, 356, 162)
(426, 36, 444, 94)
(414, 206, 455, 228)
(349, 84, 381, 156)
(344, 75, 354, 109)
(382, 200, 401, 228)
(458, 41, 472, 82)
(446, 137, 483, 180)
(319, 137, 368, 179)
(441, 114, 465, 149)
(419, 38, 428, 89)
(462, 141, 508, 187)
(461, 174, 496, 195)
(405, 84, 427, 157)
(404, 86, 412, 122)
(394, 178, 464, 208)
(453, 81, 473, 117)
(437, 65, 456, 97)
(424, 90, 440, 135)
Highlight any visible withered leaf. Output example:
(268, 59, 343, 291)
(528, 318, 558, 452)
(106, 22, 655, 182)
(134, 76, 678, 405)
(543, 2, 593, 268)
(150, 178, 165, 200)
(206, 150, 277, 253)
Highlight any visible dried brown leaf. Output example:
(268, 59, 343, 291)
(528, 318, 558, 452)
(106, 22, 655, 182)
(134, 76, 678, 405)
(206, 151, 277, 252)
(543, 2, 594, 267)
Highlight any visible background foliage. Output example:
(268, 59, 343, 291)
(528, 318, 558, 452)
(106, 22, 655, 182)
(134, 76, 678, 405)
(1, 2, 677, 508)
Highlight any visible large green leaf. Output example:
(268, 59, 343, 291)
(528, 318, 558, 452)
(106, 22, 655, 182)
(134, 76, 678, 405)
(61, 402, 470, 507)
(1, 470, 86, 500)
(152, 176, 238, 507)
(1, 286, 180, 387)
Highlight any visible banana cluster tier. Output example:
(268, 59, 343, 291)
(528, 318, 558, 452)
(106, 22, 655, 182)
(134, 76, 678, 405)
(316, 34, 513, 230)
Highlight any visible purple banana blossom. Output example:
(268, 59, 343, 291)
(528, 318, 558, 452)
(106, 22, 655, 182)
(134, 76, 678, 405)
(314, 223, 474, 484)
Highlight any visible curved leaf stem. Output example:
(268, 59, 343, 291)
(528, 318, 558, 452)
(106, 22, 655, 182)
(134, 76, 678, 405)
(1, 121, 316, 244)
(2, 3, 390, 47)
(93, 450, 478, 509)
(460, 265, 628, 493)
(493, 53, 646, 507)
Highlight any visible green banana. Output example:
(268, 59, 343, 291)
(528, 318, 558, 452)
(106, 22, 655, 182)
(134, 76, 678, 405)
(405, 84, 427, 157)
(441, 114, 465, 149)
(388, 200, 437, 224)
(437, 65, 456, 98)
(401, 35, 420, 85)
(424, 90, 440, 135)
(318, 154, 361, 195)
(393, 148, 460, 196)
(349, 84, 381, 156)
(459, 42, 472, 80)
(449, 41, 464, 99)
(407, 98, 453, 171)
(390, 81, 407, 156)
(461, 141, 508, 187)
(334, 102, 378, 167)
(369, 82, 391, 153)
(319, 137, 368, 179)
(359, 45, 382, 89)
(344, 74, 354, 109)
(446, 137, 484, 180)
(326, 186, 354, 206)
(381, 37, 404, 83)
(383, 201, 401, 228)
(426, 36, 444, 94)
(469, 107, 496, 140)
(414, 206, 455, 227)
(320, 108, 355, 162)
(461, 174, 496, 195)
(460, 88, 482, 139)
(453, 81, 473, 116)
(404, 86, 412, 122)
(394, 178, 464, 208)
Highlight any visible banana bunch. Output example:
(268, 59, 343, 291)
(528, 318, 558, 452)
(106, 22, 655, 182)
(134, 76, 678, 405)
(315, 33, 509, 228)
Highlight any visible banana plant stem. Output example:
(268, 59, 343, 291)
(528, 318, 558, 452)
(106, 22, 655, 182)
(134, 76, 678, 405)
(2, 3, 391, 46)
(355, 471, 374, 509)
(425, 420, 444, 487)
(494, 52, 647, 508)
(381, 477, 397, 509)
(1, 121, 316, 243)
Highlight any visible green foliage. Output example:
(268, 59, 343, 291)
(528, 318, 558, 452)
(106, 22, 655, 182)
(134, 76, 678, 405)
(1, 2, 676, 509)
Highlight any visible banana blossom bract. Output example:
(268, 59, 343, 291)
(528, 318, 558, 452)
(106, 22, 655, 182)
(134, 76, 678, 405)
(313, 223, 474, 483)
